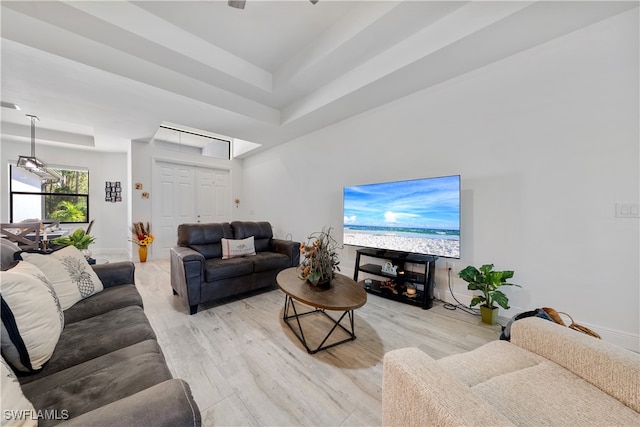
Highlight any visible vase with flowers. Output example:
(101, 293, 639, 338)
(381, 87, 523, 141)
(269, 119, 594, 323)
(130, 221, 154, 262)
(297, 227, 341, 288)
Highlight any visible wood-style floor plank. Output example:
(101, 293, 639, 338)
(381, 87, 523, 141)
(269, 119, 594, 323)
(132, 259, 500, 426)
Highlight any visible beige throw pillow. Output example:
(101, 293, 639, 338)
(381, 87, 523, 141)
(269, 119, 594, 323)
(221, 236, 256, 259)
(1, 356, 37, 426)
(20, 245, 103, 310)
(0, 261, 64, 372)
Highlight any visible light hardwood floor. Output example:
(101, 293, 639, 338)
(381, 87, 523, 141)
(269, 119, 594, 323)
(132, 259, 500, 426)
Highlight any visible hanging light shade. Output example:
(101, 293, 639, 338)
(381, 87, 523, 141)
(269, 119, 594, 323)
(16, 114, 62, 184)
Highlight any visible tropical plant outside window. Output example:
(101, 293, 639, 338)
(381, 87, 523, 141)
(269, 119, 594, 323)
(10, 165, 90, 223)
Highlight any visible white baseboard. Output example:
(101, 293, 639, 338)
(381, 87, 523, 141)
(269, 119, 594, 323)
(351, 268, 640, 352)
(434, 286, 475, 309)
(90, 249, 131, 262)
(434, 286, 639, 352)
(584, 324, 639, 353)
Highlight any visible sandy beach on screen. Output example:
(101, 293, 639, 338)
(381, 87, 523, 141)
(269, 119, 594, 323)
(344, 232, 459, 258)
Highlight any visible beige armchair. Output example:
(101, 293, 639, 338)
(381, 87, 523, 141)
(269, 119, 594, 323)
(382, 317, 639, 426)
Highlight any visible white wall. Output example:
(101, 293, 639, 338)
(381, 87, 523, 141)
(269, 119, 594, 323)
(1, 140, 129, 256)
(2, 136, 244, 262)
(130, 139, 244, 259)
(240, 10, 639, 350)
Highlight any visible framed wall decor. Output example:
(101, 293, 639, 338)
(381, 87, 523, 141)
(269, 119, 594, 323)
(105, 181, 122, 202)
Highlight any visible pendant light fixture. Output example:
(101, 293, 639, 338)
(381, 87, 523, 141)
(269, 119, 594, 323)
(16, 114, 62, 183)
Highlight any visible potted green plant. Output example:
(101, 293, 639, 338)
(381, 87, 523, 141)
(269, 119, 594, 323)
(458, 264, 521, 325)
(52, 228, 95, 258)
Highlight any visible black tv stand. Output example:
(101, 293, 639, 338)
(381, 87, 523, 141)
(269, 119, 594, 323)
(353, 248, 437, 309)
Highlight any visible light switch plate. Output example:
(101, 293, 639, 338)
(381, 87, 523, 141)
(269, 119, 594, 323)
(615, 203, 640, 218)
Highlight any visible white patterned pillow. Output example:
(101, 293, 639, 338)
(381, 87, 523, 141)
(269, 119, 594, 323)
(20, 245, 103, 310)
(221, 236, 256, 259)
(1, 261, 64, 372)
(1, 356, 37, 426)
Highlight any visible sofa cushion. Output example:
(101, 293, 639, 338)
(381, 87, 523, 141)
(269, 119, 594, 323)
(92, 261, 136, 288)
(17, 305, 156, 384)
(178, 222, 233, 259)
(63, 285, 143, 325)
(437, 338, 640, 426)
(470, 360, 640, 426)
(382, 347, 513, 427)
(204, 257, 253, 282)
(231, 221, 273, 252)
(251, 252, 291, 273)
(21, 339, 163, 395)
(21, 340, 172, 426)
(2, 356, 37, 427)
(18, 246, 104, 310)
(1, 261, 64, 372)
(511, 317, 640, 413)
(221, 236, 256, 259)
(437, 340, 547, 387)
(58, 379, 200, 427)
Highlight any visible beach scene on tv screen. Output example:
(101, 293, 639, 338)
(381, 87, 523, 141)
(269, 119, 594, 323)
(343, 175, 460, 258)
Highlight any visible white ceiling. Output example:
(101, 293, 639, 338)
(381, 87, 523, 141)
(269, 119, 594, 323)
(1, 0, 637, 156)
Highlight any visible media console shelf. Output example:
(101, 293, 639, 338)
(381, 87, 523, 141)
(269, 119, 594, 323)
(353, 248, 437, 309)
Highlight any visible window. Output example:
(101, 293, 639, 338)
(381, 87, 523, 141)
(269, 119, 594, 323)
(10, 165, 90, 223)
(152, 125, 231, 160)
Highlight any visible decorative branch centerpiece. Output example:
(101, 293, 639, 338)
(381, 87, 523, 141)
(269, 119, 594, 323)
(297, 227, 341, 288)
(130, 222, 154, 263)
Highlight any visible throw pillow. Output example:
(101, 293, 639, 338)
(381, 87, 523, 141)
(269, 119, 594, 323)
(1, 261, 64, 372)
(19, 245, 103, 310)
(221, 236, 256, 259)
(1, 356, 37, 426)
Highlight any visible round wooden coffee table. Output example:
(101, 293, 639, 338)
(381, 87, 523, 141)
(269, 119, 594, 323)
(276, 267, 367, 354)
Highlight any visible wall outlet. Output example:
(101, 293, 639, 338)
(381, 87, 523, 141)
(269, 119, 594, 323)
(446, 261, 455, 271)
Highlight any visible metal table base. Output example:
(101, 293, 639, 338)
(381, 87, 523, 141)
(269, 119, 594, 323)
(282, 294, 356, 354)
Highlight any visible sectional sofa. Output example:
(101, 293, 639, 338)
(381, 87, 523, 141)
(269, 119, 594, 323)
(1, 240, 200, 426)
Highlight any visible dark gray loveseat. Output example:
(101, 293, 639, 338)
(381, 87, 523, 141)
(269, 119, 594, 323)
(170, 221, 300, 314)
(1, 241, 201, 427)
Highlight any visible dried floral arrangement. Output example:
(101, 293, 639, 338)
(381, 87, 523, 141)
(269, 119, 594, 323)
(297, 227, 341, 286)
(130, 221, 154, 246)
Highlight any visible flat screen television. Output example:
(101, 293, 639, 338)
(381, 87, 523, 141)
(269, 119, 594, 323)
(343, 175, 460, 258)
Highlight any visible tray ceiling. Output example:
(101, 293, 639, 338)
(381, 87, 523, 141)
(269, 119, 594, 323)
(1, 1, 636, 155)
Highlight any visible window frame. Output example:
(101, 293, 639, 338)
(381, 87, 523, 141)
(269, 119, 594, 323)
(9, 165, 90, 224)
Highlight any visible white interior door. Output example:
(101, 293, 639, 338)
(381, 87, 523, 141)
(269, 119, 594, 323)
(152, 161, 230, 259)
(154, 162, 196, 258)
(196, 168, 230, 224)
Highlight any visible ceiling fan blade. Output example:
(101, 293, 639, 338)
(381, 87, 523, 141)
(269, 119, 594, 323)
(228, 0, 246, 9)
